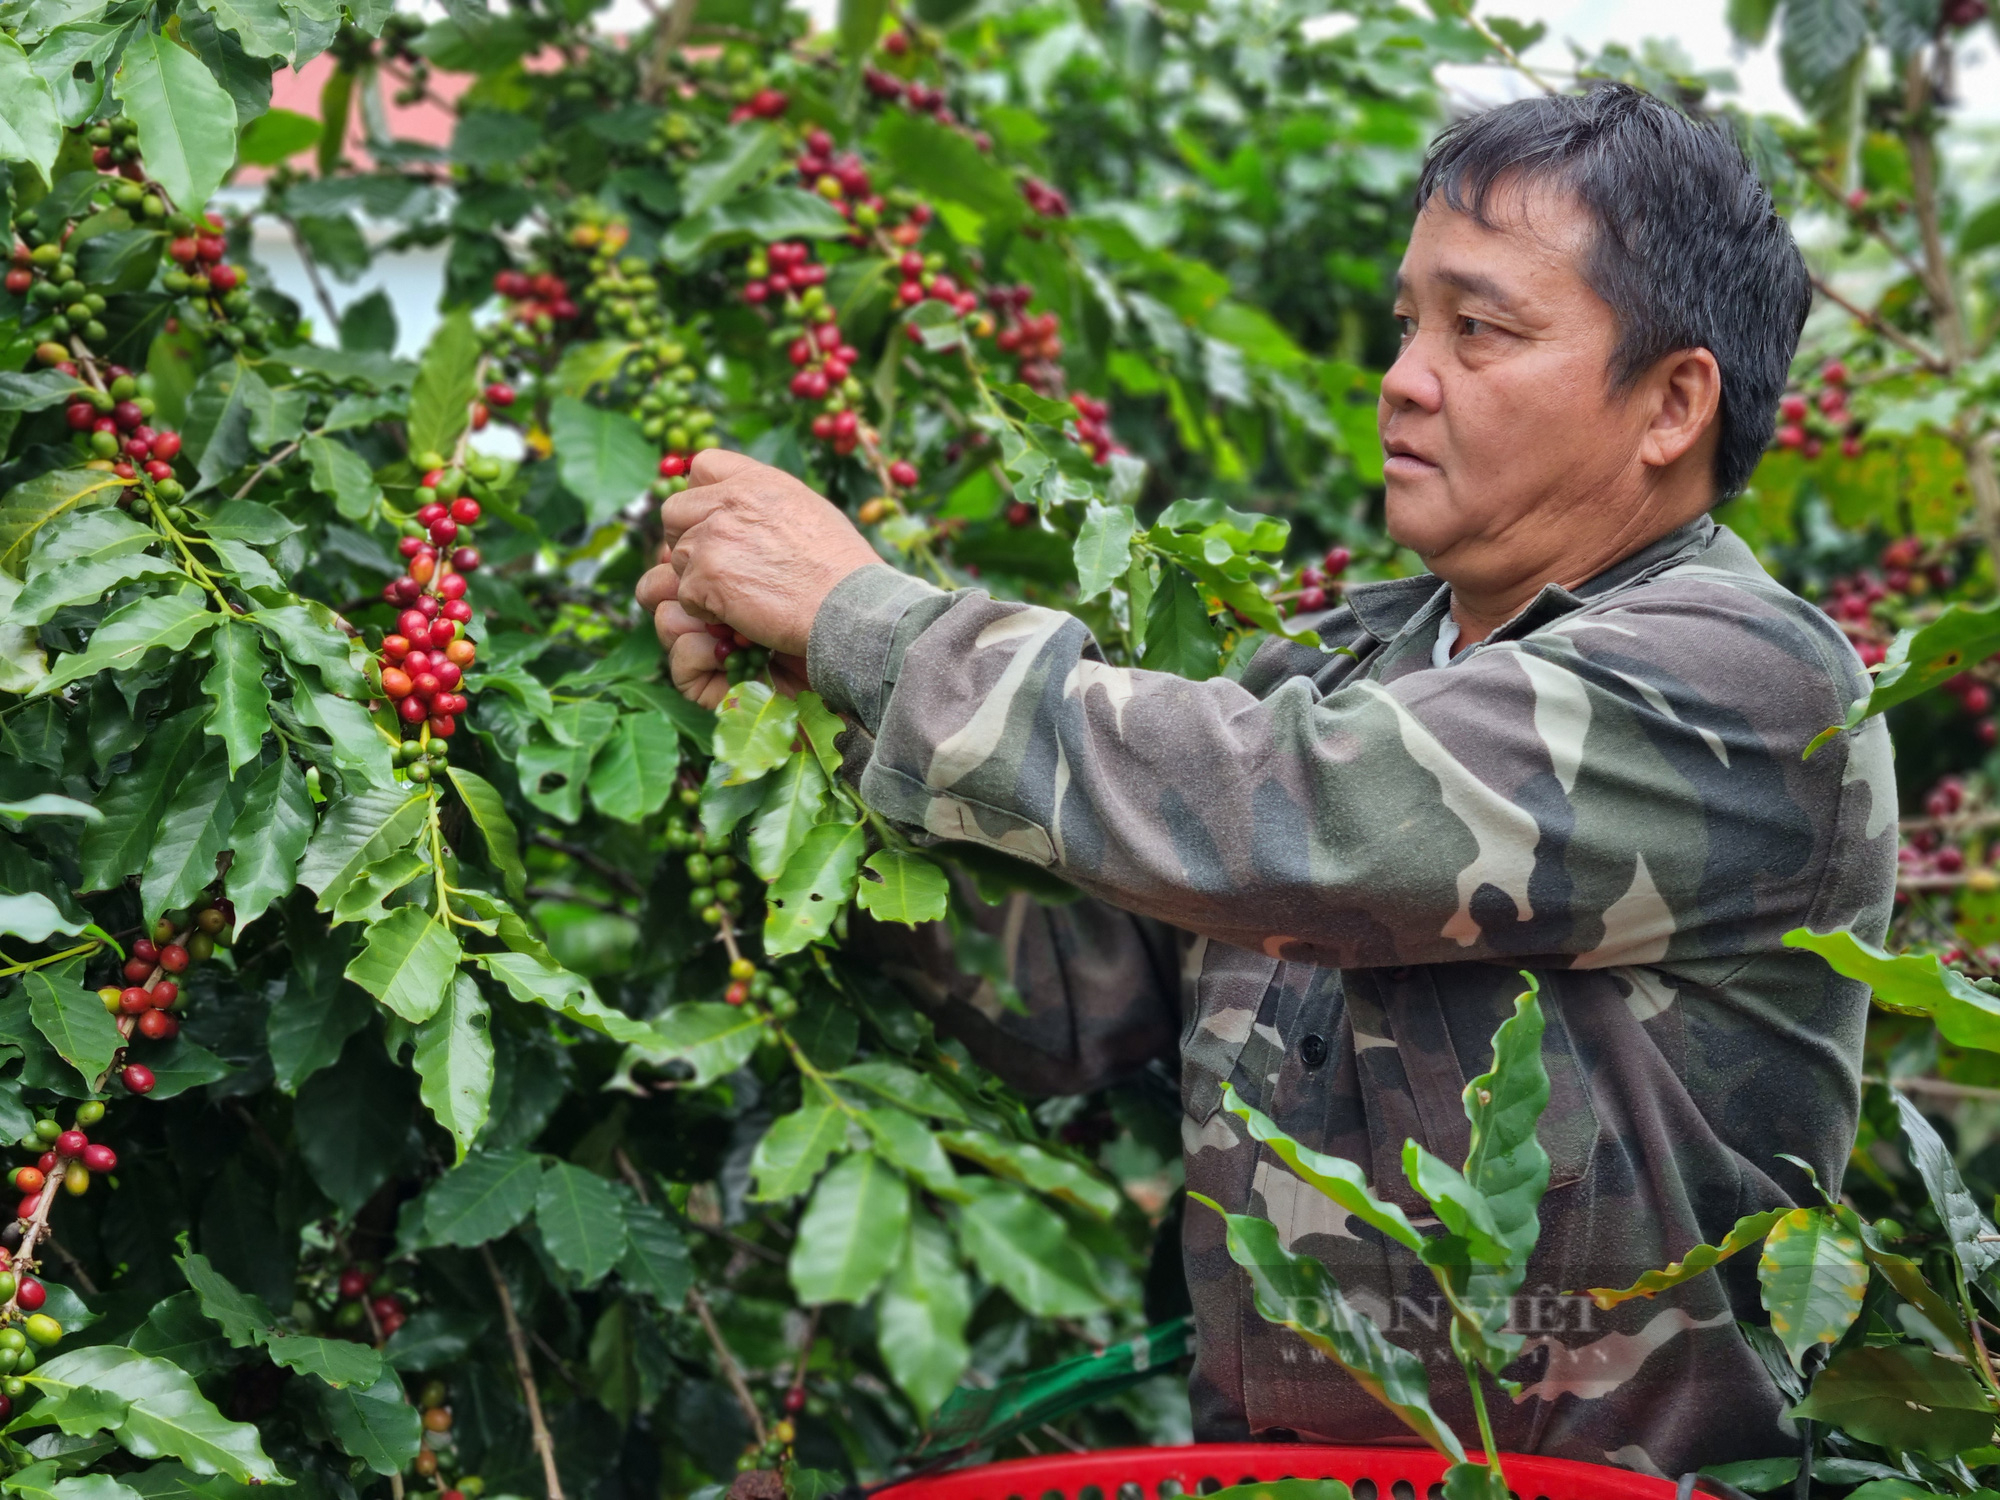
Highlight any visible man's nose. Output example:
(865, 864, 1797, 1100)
(1379, 336, 1443, 414)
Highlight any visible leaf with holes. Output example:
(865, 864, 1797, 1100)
(764, 820, 866, 957)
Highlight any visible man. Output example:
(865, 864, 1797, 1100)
(637, 84, 1895, 1474)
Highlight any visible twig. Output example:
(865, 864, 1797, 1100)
(231, 439, 304, 501)
(1878, 1075, 2000, 1103)
(481, 1245, 567, 1500)
(530, 1329, 587, 1394)
(1809, 275, 1949, 374)
(529, 832, 646, 898)
(688, 1286, 767, 1444)
(284, 219, 343, 331)
(40, 1235, 97, 1295)
(682, 1215, 786, 1267)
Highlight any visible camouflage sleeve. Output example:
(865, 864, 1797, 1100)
(808, 562, 1872, 969)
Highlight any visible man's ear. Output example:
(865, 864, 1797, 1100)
(1638, 347, 1722, 472)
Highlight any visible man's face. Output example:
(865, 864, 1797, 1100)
(1378, 185, 1665, 582)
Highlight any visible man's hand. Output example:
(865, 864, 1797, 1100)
(635, 450, 882, 705)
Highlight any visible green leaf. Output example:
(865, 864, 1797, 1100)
(27, 1345, 283, 1483)
(226, 756, 314, 931)
(1220, 1083, 1423, 1252)
(406, 309, 479, 461)
(296, 787, 427, 906)
(661, 186, 854, 265)
(1756, 1207, 1868, 1371)
(415, 1148, 544, 1248)
(548, 396, 656, 526)
(535, 1161, 629, 1284)
(954, 1177, 1104, 1318)
(0, 36, 63, 183)
(1585, 1208, 1789, 1308)
(616, 1197, 692, 1305)
(790, 1150, 909, 1305)
(343, 906, 461, 1024)
(413, 971, 493, 1163)
(855, 848, 948, 927)
(750, 1104, 845, 1201)
(1891, 1090, 2000, 1284)
(446, 767, 527, 903)
(679, 123, 781, 216)
(0, 793, 100, 822)
(475, 951, 660, 1045)
(872, 111, 1023, 228)
(795, 690, 847, 779)
(859, 1108, 960, 1199)
(25, 961, 122, 1087)
(251, 603, 368, 698)
(4, 1468, 145, 1500)
(747, 750, 829, 882)
(837, 0, 886, 57)
(1193, 1195, 1463, 1461)
(713, 679, 800, 783)
(877, 1211, 970, 1415)
(0, 470, 127, 577)
(317, 1372, 420, 1475)
(0, 370, 85, 415)
(1786, 1343, 1992, 1458)
(1778, 0, 1868, 122)
(1073, 502, 1137, 602)
(176, 1247, 274, 1347)
(764, 820, 866, 957)
(38, 589, 218, 694)
(0, 893, 86, 943)
(237, 106, 318, 164)
(115, 31, 238, 210)
(1142, 563, 1219, 679)
(301, 436, 381, 521)
(141, 1036, 233, 1099)
(263, 1332, 385, 1389)
(1789, 925, 2000, 1050)
(11, 540, 179, 625)
(587, 714, 681, 824)
(81, 708, 210, 889)
(1207, 1486, 1354, 1500)
(832, 1060, 969, 1123)
(127, 1296, 229, 1377)
(551, 339, 636, 399)
(199, 628, 271, 775)
(191, 0, 294, 62)
(140, 747, 245, 923)
(938, 1130, 1118, 1220)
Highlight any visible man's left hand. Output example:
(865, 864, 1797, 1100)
(635, 449, 882, 706)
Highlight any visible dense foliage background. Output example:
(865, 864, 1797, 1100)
(1, 0, 2000, 1494)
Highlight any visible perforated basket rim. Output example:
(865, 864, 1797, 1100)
(870, 1443, 1682, 1500)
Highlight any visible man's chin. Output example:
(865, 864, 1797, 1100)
(1381, 479, 1457, 559)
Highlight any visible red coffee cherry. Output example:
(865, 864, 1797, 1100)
(150, 980, 178, 1008)
(123, 957, 152, 983)
(120, 1064, 156, 1095)
(120, 987, 151, 1014)
(450, 497, 481, 524)
(16, 1277, 46, 1310)
(150, 431, 181, 461)
(81, 1144, 117, 1173)
(55, 1130, 86, 1157)
(339, 1268, 369, 1300)
(452, 548, 481, 572)
(158, 944, 190, 973)
(12, 1168, 44, 1193)
(137, 1010, 177, 1040)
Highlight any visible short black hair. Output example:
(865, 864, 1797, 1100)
(1415, 82, 1809, 500)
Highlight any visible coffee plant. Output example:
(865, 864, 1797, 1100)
(5, 0, 2000, 1491)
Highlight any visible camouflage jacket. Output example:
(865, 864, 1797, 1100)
(810, 515, 1897, 1477)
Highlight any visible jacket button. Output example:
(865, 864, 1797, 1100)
(1299, 1033, 1328, 1069)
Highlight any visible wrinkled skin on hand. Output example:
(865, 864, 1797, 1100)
(635, 449, 882, 707)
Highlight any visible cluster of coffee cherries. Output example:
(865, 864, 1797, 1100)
(1774, 360, 1864, 461)
(727, 86, 791, 125)
(488, 269, 580, 349)
(988, 288, 1067, 393)
(379, 455, 483, 742)
(733, 1418, 800, 1483)
(1817, 537, 1958, 672)
(665, 797, 746, 927)
(722, 956, 800, 1022)
(704, 622, 773, 685)
(795, 127, 892, 230)
(411, 1379, 466, 1480)
(13, 1108, 116, 1220)
(63, 370, 187, 506)
(1941, 671, 1999, 748)
(1281, 545, 1354, 616)
(333, 1262, 410, 1339)
(1020, 177, 1071, 218)
(893, 246, 982, 319)
(11, 235, 111, 348)
(863, 28, 967, 132)
(1902, 774, 1980, 886)
(95, 900, 232, 1090)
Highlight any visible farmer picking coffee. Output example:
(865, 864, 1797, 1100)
(637, 83, 1894, 1474)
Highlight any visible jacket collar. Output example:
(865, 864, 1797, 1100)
(1340, 514, 1717, 648)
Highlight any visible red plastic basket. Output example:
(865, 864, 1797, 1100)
(872, 1444, 1681, 1500)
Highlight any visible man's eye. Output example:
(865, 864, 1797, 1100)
(1395, 315, 1415, 340)
(1460, 316, 1487, 336)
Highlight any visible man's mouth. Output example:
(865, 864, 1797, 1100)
(1382, 438, 1441, 477)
